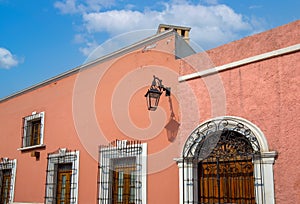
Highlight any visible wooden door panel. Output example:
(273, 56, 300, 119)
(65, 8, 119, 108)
(199, 159, 255, 204)
(0, 170, 11, 204)
(112, 166, 135, 204)
(57, 169, 72, 204)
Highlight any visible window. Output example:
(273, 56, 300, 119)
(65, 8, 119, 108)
(45, 148, 79, 204)
(56, 164, 72, 204)
(0, 158, 17, 204)
(98, 140, 147, 204)
(111, 157, 137, 204)
(22, 112, 45, 149)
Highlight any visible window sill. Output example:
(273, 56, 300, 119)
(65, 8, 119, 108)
(18, 144, 46, 151)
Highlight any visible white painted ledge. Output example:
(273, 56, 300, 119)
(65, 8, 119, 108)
(13, 203, 43, 204)
(179, 43, 300, 81)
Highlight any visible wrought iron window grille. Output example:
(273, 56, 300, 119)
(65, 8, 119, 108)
(45, 148, 79, 204)
(22, 112, 45, 148)
(98, 140, 145, 204)
(0, 158, 16, 204)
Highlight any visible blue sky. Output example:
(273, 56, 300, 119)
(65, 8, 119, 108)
(0, 0, 299, 99)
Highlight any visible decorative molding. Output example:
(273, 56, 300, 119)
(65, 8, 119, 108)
(17, 144, 45, 151)
(179, 43, 300, 81)
(0, 158, 17, 203)
(21, 111, 45, 149)
(13, 203, 44, 204)
(182, 116, 269, 158)
(45, 150, 79, 204)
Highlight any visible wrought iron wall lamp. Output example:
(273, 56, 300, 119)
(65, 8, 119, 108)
(145, 75, 171, 111)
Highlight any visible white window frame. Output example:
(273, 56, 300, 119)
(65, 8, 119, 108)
(20, 111, 45, 150)
(176, 116, 277, 204)
(45, 149, 79, 204)
(0, 158, 17, 204)
(98, 141, 147, 204)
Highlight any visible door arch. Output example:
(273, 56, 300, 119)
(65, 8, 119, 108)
(177, 116, 277, 204)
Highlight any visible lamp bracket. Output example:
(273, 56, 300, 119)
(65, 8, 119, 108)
(151, 75, 171, 96)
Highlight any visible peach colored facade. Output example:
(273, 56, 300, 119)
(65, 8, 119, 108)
(0, 20, 299, 204)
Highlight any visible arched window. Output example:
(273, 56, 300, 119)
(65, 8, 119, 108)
(177, 116, 277, 204)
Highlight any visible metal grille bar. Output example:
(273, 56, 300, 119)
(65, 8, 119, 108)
(181, 118, 264, 204)
(98, 140, 143, 204)
(22, 112, 44, 148)
(0, 158, 16, 204)
(45, 149, 78, 204)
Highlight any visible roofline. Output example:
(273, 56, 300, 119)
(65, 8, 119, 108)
(0, 29, 176, 103)
(158, 24, 191, 31)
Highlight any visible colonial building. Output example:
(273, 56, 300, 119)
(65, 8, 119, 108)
(0, 20, 299, 204)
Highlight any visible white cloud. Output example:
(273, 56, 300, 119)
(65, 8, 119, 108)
(81, 3, 253, 49)
(54, 0, 78, 14)
(202, 0, 219, 5)
(249, 5, 262, 9)
(79, 40, 99, 56)
(55, 0, 264, 56)
(83, 10, 146, 34)
(54, 0, 115, 14)
(0, 48, 21, 69)
(73, 33, 87, 44)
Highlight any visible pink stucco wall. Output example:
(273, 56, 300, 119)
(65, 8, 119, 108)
(181, 20, 300, 203)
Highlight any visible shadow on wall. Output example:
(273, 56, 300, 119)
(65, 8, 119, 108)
(165, 96, 180, 142)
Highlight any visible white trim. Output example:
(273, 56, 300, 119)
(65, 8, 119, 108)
(22, 112, 45, 148)
(141, 143, 147, 204)
(176, 159, 184, 204)
(0, 158, 17, 203)
(98, 142, 147, 204)
(179, 43, 300, 81)
(12, 203, 43, 204)
(45, 149, 79, 204)
(17, 144, 46, 151)
(254, 151, 277, 204)
(175, 158, 198, 204)
(11, 159, 17, 204)
(73, 151, 80, 204)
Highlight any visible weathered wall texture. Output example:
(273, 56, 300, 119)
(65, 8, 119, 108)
(180, 20, 300, 203)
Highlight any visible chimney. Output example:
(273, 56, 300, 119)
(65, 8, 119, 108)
(157, 24, 191, 43)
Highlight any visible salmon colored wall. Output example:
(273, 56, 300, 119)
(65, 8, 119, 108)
(0, 74, 98, 203)
(94, 49, 181, 203)
(0, 34, 182, 203)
